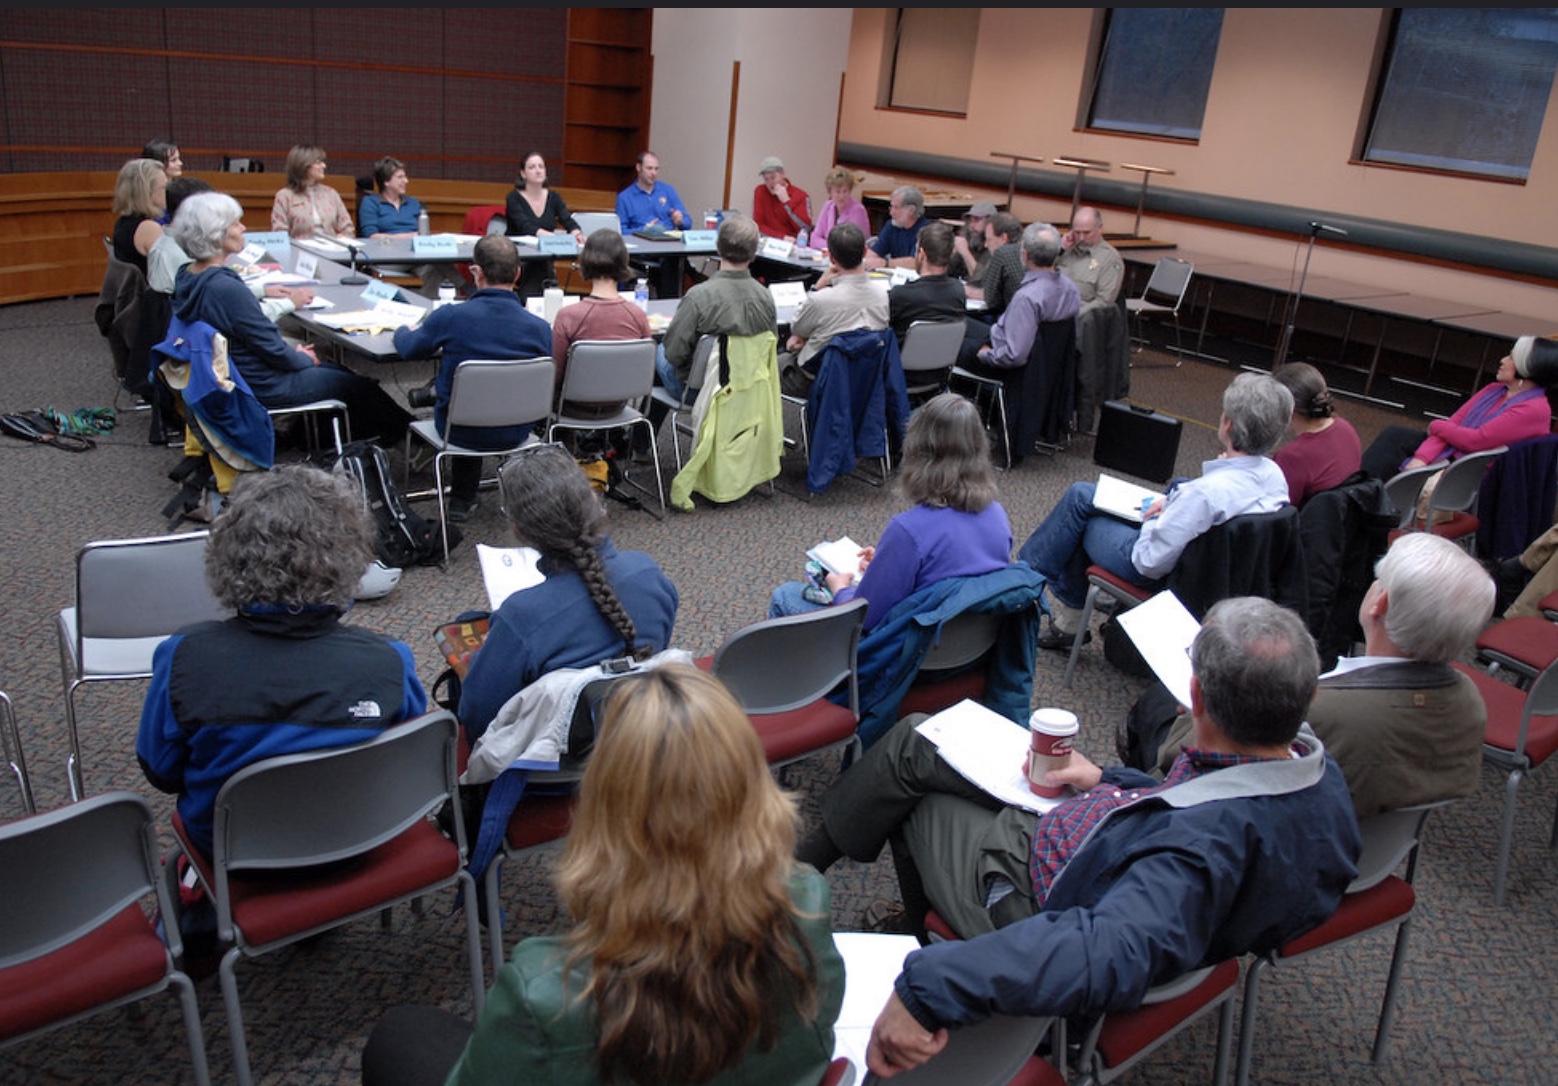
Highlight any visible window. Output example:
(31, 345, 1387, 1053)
(1362, 8, 1558, 181)
(883, 8, 979, 116)
(1085, 8, 1224, 141)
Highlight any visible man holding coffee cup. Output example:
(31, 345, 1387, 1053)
(796, 598, 1360, 1079)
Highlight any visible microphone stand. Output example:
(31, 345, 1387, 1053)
(337, 239, 368, 286)
(1272, 221, 1342, 368)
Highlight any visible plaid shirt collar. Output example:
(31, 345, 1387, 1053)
(1029, 748, 1288, 906)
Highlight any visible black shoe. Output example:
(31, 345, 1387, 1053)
(1037, 625, 1090, 652)
(446, 495, 480, 523)
(407, 381, 436, 409)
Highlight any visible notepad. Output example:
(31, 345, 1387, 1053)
(476, 544, 545, 610)
(1093, 472, 1165, 523)
(806, 536, 863, 577)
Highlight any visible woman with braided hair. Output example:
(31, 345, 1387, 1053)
(456, 443, 678, 743)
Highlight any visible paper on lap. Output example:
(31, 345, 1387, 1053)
(914, 700, 1062, 816)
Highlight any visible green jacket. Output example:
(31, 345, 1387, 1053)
(446, 865, 844, 1086)
(670, 331, 784, 510)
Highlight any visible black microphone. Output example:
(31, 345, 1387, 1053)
(1308, 221, 1348, 238)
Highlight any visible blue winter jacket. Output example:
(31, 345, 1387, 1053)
(804, 327, 911, 494)
(846, 564, 1047, 747)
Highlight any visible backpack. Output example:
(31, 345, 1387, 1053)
(331, 440, 458, 567)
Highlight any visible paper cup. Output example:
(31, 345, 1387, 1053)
(1027, 708, 1079, 797)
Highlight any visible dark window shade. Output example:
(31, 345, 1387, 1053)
(1364, 8, 1558, 181)
(1087, 8, 1224, 141)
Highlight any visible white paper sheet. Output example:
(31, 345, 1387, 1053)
(807, 536, 864, 576)
(830, 932, 920, 1078)
(1114, 590, 1200, 709)
(476, 544, 545, 610)
(1093, 472, 1165, 523)
(914, 700, 1062, 816)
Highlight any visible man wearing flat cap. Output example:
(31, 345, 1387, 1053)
(753, 155, 813, 241)
(952, 199, 998, 287)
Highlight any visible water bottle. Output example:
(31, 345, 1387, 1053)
(796, 227, 809, 250)
(437, 280, 456, 307)
(417, 209, 430, 236)
(634, 278, 649, 313)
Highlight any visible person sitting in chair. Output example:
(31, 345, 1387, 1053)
(1018, 372, 1292, 650)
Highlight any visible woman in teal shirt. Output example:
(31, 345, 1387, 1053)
(363, 665, 845, 1086)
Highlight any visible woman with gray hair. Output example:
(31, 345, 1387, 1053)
(1362, 335, 1558, 480)
(1020, 371, 1293, 648)
(136, 464, 427, 860)
(170, 191, 411, 446)
(456, 443, 678, 743)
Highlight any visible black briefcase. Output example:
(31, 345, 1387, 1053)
(1093, 400, 1182, 485)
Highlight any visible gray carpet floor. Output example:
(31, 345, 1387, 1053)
(1, 297, 1554, 1085)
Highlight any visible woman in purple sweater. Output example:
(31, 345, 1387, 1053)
(769, 393, 1012, 629)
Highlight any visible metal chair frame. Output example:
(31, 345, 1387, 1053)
(0, 690, 34, 815)
(548, 339, 665, 517)
(403, 356, 556, 565)
(1233, 801, 1450, 1084)
(1126, 257, 1194, 362)
(0, 791, 211, 1085)
(169, 711, 484, 1086)
(56, 530, 226, 799)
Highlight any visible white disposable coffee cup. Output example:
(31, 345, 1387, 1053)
(1027, 708, 1079, 797)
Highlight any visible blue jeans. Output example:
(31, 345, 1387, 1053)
(1017, 482, 1155, 609)
(769, 581, 828, 619)
(655, 345, 685, 402)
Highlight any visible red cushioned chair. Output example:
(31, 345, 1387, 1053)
(1232, 800, 1451, 1085)
(1453, 659, 1558, 904)
(0, 791, 211, 1085)
(457, 204, 507, 287)
(168, 711, 484, 1086)
(922, 908, 1235, 1086)
(698, 598, 868, 772)
(895, 609, 1005, 720)
(1474, 600, 1558, 685)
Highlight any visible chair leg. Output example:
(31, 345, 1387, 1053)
(1232, 955, 1270, 1086)
(169, 970, 215, 1086)
(219, 947, 254, 1086)
(433, 453, 451, 568)
(64, 680, 86, 801)
(1494, 767, 1524, 904)
(484, 853, 507, 972)
(1372, 917, 1413, 1062)
(1063, 585, 1101, 689)
(1211, 986, 1236, 1086)
(458, 868, 486, 1014)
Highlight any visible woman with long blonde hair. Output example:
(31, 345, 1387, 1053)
(364, 665, 844, 1086)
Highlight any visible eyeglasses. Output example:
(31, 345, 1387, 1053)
(496, 441, 570, 516)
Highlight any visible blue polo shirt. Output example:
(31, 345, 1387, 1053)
(359, 194, 423, 237)
(616, 181, 690, 232)
(871, 217, 928, 261)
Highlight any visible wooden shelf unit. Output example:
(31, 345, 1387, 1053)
(562, 9, 652, 192)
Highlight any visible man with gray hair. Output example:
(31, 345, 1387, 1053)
(793, 596, 1359, 1077)
(1020, 372, 1293, 648)
(1148, 532, 1492, 817)
(959, 222, 1079, 370)
(865, 185, 927, 270)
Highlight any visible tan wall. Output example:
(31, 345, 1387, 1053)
(838, 8, 1558, 321)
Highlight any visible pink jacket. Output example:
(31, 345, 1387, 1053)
(1413, 383, 1552, 465)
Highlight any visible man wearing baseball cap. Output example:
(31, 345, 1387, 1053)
(953, 200, 998, 287)
(753, 155, 813, 240)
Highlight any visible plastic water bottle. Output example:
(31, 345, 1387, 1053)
(417, 209, 430, 235)
(437, 280, 456, 307)
(634, 278, 649, 313)
(796, 227, 809, 250)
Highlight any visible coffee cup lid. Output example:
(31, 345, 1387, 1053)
(1030, 708, 1079, 736)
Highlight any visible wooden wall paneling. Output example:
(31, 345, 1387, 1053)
(562, 9, 649, 192)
